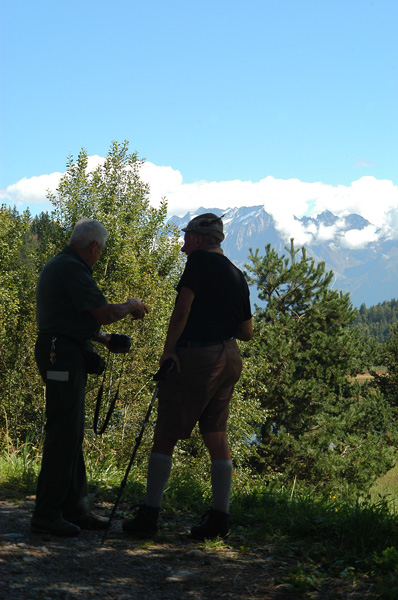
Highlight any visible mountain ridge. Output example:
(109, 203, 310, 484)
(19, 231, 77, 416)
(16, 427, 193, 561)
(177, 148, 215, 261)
(169, 206, 398, 308)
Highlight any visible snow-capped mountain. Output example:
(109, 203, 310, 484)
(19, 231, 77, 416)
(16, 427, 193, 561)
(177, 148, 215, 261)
(169, 206, 398, 308)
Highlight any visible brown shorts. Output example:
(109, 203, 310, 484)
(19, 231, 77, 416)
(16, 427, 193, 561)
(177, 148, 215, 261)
(155, 339, 243, 440)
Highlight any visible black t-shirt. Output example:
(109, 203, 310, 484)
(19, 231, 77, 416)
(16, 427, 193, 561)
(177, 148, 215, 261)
(177, 250, 252, 342)
(36, 246, 107, 344)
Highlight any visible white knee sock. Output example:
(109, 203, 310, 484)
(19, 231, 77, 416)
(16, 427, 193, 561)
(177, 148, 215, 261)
(211, 459, 233, 514)
(145, 453, 172, 508)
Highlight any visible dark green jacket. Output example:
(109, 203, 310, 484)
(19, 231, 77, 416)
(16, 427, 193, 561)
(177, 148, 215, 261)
(36, 246, 107, 346)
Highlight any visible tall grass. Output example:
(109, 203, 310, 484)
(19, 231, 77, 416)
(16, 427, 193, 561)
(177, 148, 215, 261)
(2, 439, 398, 595)
(0, 436, 40, 496)
(370, 462, 398, 506)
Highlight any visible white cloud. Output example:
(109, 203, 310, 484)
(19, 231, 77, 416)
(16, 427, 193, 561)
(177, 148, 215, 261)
(141, 163, 396, 223)
(341, 224, 379, 249)
(2, 158, 398, 247)
(140, 163, 398, 244)
(0, 172, 62, 212)
(276, 218, 313, 246)
(307, 176, 398, 228)
(87, 155, 105, 171)
(0, 155, 106, 212)
(317, 224, 339, 242)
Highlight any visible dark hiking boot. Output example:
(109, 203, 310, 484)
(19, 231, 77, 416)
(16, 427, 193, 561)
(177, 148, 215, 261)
(122, 505, 160, 538)
(190, 508, 230, 541)
(31, 515, 81, 537)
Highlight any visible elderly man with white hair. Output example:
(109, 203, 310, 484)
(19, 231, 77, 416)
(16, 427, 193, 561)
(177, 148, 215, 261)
(31, 218, 148, 537)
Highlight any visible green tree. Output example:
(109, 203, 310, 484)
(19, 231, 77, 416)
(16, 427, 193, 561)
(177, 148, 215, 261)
(0, 206, 44, 444)
(43, 140, 184, 465)
(243, 240, 396, 494)
(0, 140, 185, 466)
(1, 142, 266, 490)
(30, 211, 64, 267)
(371, 322, 398, 409)
(353, 299, 398, 343)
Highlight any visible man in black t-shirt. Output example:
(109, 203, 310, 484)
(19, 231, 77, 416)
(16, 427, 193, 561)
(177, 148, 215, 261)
(123, 213, 252, 541)
(32, 218, 148, 537)
(176, 249, 252, 343)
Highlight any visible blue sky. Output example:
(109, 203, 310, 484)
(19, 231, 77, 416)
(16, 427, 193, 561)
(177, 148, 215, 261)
(1, 0, 398, 240)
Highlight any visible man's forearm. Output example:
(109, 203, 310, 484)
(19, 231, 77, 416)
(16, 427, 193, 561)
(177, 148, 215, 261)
(235, 318, 253, 341)
(90, 299, 148, 325)
(163, 308, 190, 353)
(162, 287, 194, 354)
(100, 303, 133, 324)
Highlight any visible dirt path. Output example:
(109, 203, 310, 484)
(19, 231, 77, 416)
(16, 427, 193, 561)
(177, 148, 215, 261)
(0, 497, 377, 600)
(0, 497, 294, 600)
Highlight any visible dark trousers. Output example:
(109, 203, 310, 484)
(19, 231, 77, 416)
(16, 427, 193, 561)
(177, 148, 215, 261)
(34, 334, 90, 520)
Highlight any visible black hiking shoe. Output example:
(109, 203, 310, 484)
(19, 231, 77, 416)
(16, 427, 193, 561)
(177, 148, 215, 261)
(190, 508, 230, 541)
(122, 504, 160, 538)
(31, 515, 81, 537)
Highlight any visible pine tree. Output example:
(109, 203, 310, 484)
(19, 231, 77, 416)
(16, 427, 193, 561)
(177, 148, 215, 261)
(372, 322, 398, 409)
(243, 240, 396, 494)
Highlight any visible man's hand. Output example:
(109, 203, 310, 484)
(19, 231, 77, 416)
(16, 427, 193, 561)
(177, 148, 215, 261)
(158, 287, 194, 374)
(93, 332, 131, 353)
(127, 298, 149, 320)
(159, 351, 180, 374)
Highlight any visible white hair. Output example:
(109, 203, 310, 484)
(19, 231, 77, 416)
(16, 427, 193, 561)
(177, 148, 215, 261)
(69, 218, 108, 249)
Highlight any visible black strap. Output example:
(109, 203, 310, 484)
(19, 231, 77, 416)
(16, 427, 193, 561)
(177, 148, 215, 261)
(93, 352, 126, 435)
(93, 356, 175, 435)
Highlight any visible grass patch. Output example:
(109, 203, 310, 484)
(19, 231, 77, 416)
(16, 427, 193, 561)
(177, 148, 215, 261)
(2, 444, 398, 596)
(232, 484, 398, 557)
(370, 462, 398, 506)
(0, 438, 39, 499)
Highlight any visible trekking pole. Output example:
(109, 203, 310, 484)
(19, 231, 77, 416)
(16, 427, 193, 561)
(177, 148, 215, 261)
(100, 357, 174, 546)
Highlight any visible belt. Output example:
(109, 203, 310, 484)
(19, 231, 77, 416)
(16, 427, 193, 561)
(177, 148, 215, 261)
(176, 337, 234, 348)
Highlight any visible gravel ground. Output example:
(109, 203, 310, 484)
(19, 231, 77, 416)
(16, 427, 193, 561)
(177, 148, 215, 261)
(0, 497, 379, 600)
(0, 497, 294, 600)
